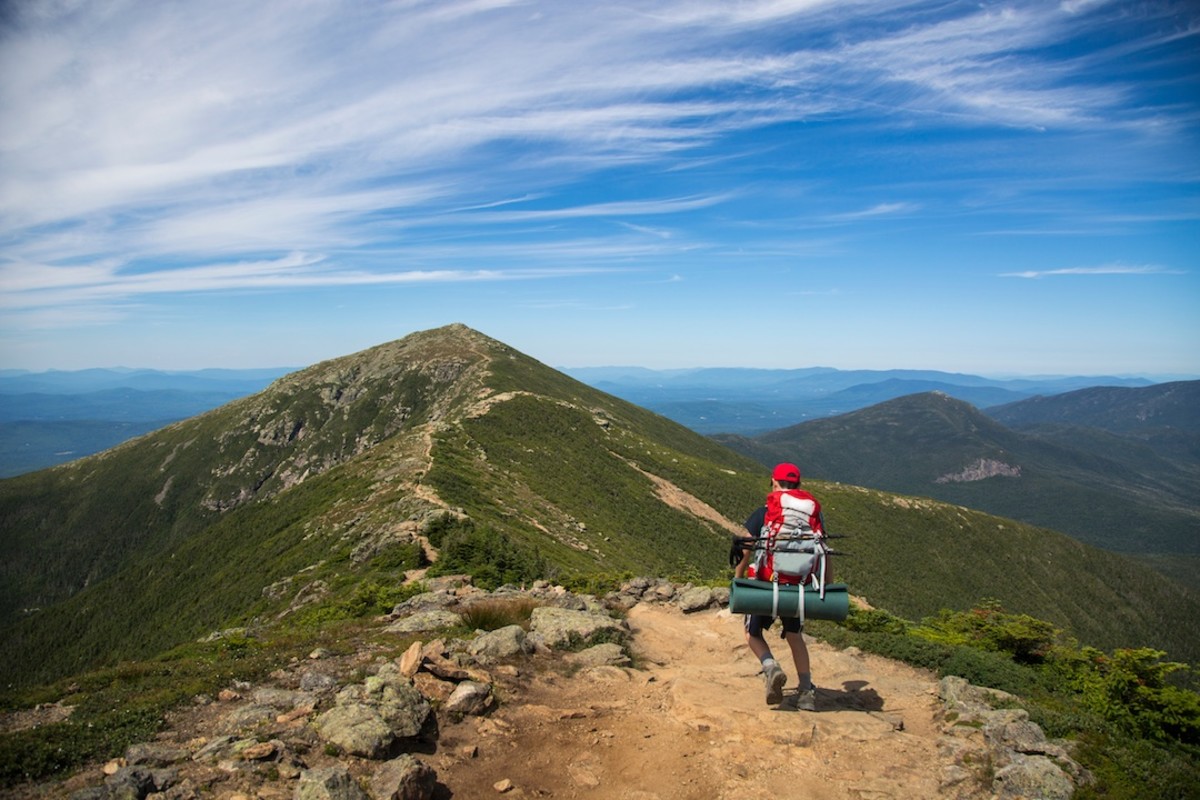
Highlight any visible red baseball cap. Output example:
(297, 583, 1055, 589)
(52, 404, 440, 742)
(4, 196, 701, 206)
(772, 462, 801, 483)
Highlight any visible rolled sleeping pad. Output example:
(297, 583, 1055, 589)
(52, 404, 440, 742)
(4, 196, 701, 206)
(729, 578, 850, 622)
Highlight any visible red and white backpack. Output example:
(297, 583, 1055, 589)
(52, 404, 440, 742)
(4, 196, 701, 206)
(750, 489, 829, 595)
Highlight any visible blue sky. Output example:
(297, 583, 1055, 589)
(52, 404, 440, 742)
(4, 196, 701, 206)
(1, 0, 1197, 377)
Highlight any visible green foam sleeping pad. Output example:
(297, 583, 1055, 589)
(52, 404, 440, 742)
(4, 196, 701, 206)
(729, 578, 850, 621)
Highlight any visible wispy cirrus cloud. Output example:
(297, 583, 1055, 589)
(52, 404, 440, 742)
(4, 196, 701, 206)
(1000, 264, 1186, 279)
(824, 202, 921, 221)
(0, 251, 615, 314)
(0, 0, 1195, 357)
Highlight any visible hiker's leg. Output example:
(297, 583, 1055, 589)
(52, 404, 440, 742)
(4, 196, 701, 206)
(746, 615, 786, 704)
(783, 626, 810, 688)
(744, 614, 774, 661)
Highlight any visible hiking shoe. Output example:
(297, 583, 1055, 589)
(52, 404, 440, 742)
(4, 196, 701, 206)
(794, 686, 817, 711)
(763, 663, 786, 705)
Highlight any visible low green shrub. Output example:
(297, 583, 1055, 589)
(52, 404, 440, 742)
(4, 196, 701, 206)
(558, 572, 633, 597)
(0, 706, 161, 785)
(426, 519, 547, 590)
(913, 600, 1060, 663)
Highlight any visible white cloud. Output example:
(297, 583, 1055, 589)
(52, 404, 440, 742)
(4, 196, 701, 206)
(0, 0, 1192, 332)
(1000, 264, 1185, 278)
(825, 202, 920, 221)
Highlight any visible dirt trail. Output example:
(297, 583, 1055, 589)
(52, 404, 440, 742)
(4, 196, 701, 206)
(431, 604, 948, 799)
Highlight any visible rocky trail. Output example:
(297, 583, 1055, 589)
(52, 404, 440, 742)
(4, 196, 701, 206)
(433, 603, 946, 800)
(10, 579, 1083, 800)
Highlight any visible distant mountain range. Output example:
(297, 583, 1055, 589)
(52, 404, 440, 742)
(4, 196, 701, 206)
(560, 365, 1164, 434)
(715, 384, 1200, 589)
(0, 364, 1175, 477)
(0, 368, 293, 476)
(2, 325, 1197, 691)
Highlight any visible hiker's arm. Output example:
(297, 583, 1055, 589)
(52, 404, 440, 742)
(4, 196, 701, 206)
(734, 546, 752, 579)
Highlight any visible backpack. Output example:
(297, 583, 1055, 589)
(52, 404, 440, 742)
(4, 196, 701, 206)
(753, 489, 829, 596)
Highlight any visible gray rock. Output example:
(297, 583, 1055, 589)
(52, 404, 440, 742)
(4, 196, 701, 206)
(123, 741, 187, 766)
(567, 643, 630, 668)
(105, 765, 175, 799)
(468, 625, 529, 659)
(993, 754, 1075, 800)
(551, 594, 589, 611)
(252, 687, 316, 711)
(295, 766, 370, 800)
(677, 586, 714, 613)
(651, 583, 677, 601)
(986, 715, 1050, 754)
(385, 609, 464, 634)
(315, 704, 394, 759)
(938, 675, 1086, 799)
(68, 789, 110, 800)
(529, 606, 627, 649)
(191, 735, 238, 762)
(299, 671, 339, 693)
(390, 591, 457, 615)
(316, 663, 431, 758)
(371, 754, 438, 800)
(443, 681, 494, 716)
(217, 703, 277, 734)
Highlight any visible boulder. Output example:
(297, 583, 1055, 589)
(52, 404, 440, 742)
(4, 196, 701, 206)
(468, 625, 529, 659)
(993, 754, 1075, 800)
(386, 609, 463, 634)
(529, 607, 627, 649)
(299, 671, 339, 693)
(296, 766, 370, 800)
(315, 664, 431, 758)
(252, 687, 317, 711)
(677, 586, 714, 613)
(370, 754, 438, 800)
(443, 681, 494, 717)
(217, 704, 277, 734)
(123, 741, 188, 767)
(566, 643, 630, 668)
(315, 704, 394, 759)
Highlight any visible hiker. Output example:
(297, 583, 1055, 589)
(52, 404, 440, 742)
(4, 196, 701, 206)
(733, 462, 825, 711)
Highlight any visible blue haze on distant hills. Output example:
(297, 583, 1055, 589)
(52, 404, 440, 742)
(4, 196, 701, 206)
(0, 365, 1169, 476)
(560, 367, 1159, 435)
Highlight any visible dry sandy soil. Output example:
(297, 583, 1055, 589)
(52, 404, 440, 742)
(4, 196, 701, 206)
(429, 603, 948, 799)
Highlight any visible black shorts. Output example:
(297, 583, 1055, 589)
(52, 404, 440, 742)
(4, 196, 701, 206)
(744, 613, 803, 638)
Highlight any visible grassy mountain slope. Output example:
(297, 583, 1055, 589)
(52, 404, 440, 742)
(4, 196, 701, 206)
(716, 391, 1200, 563)
(2, 326, 1198, 690)
(988, 380, 1200, 434)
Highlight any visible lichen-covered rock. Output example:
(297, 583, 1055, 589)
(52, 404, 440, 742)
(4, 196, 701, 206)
(315, 664, 431, 758)
(993, 754, 1075, 800)
(529, 606, 626, 649)
(316, 704, 395, 758)
(468, 625, 529, 659)
(296, 766, 369, 800)
(677, 586, 714, 613)
(566, 643, 630, 668)
(385, 609, 464, 634)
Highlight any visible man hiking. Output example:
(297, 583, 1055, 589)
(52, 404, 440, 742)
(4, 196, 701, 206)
(733, 462, 825, 711)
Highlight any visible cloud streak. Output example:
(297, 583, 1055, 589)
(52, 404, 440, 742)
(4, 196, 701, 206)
(0, 0, 1195, 373)
(1000, 264, 1186, 279)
